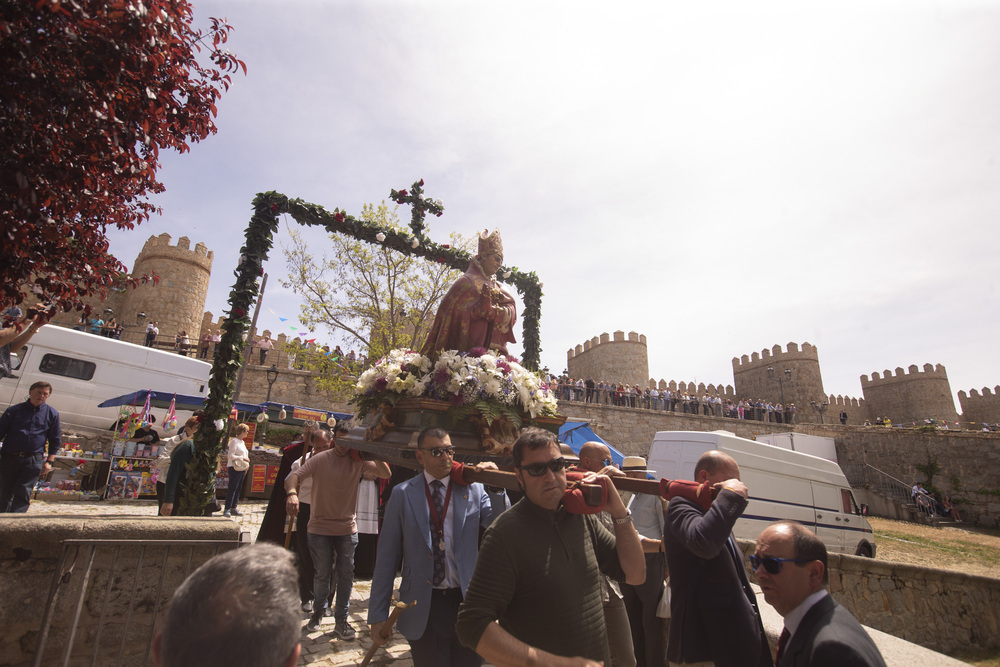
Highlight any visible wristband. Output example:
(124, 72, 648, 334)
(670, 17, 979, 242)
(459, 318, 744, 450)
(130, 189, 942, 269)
(613, 509, 633, 525)
(286, 490, 298, 496)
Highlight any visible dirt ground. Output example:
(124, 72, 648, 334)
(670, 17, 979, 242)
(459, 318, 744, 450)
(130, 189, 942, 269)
(868, 516, 1000, 580)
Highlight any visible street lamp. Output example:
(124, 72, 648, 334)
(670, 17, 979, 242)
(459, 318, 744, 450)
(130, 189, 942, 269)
(810, 400, 829, 425)
(767, 366, 792, 423)
(261, 364, 279, 444)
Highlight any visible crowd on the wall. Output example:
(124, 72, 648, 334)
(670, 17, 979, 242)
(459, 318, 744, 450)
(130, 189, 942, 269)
(550, 376, 798, 424)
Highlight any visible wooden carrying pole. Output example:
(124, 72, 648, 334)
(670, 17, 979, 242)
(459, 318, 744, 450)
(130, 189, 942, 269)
(359, 599, 417, 667)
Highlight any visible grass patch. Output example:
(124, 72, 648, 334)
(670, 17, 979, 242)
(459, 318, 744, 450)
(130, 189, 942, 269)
(875, 529, 1000, 566)
(950, 647, 1000, 667)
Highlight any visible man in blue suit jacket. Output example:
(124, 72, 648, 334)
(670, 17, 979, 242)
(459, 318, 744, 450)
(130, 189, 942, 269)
(753, 521, 886, 667)
(368, 427, 508, 667)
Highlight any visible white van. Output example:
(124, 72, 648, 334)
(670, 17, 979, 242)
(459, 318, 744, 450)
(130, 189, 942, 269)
(0, 325, 211, 430)
(648, 430, 876, 558)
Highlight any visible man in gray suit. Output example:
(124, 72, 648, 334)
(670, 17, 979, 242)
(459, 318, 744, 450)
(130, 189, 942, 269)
(752, 521, 886, 667)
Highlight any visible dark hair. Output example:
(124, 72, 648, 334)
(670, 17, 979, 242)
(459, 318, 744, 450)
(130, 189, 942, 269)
(511, 427, 558, 467)
(774, 521, 829, 585)
(417, 426, 449, 448)
(334, 421, 351, 436)
(29, 381, 52, 393)
(159, 544, 300, 667)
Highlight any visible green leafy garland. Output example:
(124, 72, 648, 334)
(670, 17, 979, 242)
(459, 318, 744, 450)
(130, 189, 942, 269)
(179, 180, 543, 515)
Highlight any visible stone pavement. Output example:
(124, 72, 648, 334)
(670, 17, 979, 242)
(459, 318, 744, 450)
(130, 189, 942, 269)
(26, 497, 420, 666)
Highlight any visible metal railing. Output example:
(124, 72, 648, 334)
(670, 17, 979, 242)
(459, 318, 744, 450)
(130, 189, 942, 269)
(840, 462, 936, 520)
(32, 539, 241, 667)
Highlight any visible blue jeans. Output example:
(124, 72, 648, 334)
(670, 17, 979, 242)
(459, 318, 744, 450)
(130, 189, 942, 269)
(0, 453, 44, 513)
(225, 467, 247, 511)
(308, 532, 358, 622)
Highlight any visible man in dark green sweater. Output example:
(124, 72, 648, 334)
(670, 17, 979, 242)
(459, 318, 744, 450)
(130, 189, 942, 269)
(455, 428, 645, 667)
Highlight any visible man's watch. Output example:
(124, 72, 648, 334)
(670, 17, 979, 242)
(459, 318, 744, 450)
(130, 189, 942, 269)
(613, 509, 632, 525)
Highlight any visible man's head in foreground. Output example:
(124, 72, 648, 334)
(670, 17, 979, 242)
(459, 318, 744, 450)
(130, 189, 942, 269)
(512, 427, 567, 510)
(752, 521, 828, 617)
(152, 543, 301, 667)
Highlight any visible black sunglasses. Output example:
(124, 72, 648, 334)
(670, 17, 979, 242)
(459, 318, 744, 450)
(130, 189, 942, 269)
(420, 446, 456, 458)
(518, 457, 569, 477)
(748, 555, 812, 575)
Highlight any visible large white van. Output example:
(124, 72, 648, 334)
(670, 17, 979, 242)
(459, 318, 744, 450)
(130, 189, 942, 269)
(648, 430, 876, 558)
(0, 325, 211, 429)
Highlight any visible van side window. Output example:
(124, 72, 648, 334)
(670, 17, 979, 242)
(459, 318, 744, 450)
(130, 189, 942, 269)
(841, 489, 855, 514)
(10, 346, 27, 371)
(39, 353, 96, 381)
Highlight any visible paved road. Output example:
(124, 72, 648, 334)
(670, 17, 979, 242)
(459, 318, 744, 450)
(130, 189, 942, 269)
(27, 497, 417, 666)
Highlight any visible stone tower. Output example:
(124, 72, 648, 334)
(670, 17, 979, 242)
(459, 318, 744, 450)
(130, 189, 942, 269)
(121, 234, 213, 342)
(567, 331, 649, 387)
(732, 342, 825, 411)
(861, 363, 959, 425)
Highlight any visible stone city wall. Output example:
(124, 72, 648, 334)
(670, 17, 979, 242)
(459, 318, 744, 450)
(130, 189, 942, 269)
(567, 331, 649, 387)
(732, 342, 826, 413)
(861, 363, 959, 425)
(958, 385, 1000, 426)
(0, 517, 238, 667)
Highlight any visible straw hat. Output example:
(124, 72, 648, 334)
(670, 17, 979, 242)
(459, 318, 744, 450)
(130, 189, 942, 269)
(622, 455, 654, 474)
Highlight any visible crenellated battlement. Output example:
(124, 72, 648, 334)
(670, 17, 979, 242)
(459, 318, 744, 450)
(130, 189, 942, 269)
(136, 233, 214, 271)
(567, 331, 648, 387)
(958, 385, 1000, 425)
(860, 363, 948, 387)
(732, 341, 819, 370)
(860, 362, 957, 423)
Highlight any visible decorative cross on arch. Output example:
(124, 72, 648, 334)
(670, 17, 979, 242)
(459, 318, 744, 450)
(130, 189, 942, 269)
(174, 179, 544, 515)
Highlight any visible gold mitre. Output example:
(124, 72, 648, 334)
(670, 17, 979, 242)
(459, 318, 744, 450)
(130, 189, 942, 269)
(478, 229, 503, 257)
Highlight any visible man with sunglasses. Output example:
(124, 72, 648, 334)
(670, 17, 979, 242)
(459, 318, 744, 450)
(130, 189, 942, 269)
(664, 451, 772, 667)
(368, 427, 509, 667)
(456, 428, 645, 667)
(753, 522, 886, 667)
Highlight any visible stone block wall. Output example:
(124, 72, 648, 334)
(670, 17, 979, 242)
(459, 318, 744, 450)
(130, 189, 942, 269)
(861, 363, 959, 425)
(567, 331, 649, 387)
(123, 234, 213, 345)
(0, 517, 239, 667)
(732, 342, 826, 411)
(958, 385, 1000, 425)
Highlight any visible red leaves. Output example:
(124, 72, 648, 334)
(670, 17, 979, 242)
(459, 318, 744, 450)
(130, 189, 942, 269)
(334, 212, 345, 222)
(0, 0, 245, 314)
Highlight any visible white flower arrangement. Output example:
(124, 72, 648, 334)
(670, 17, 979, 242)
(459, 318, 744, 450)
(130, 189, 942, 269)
(352, 347, 558, 420)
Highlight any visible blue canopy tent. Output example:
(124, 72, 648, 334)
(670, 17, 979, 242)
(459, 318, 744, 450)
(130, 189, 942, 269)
(97, 390, 353, 426)
(559, 421, 625, 463)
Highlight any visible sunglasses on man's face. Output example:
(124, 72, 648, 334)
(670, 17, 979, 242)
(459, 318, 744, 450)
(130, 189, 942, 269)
(600, 457, 613, 467)
(748, 554, 812, 575)
(420, 446, 455, 458)
(518, 457, 569, 477)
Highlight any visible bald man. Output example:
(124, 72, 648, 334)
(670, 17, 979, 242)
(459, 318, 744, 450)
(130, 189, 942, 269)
(664, 451, 772, 667)
(753, 522, 886, 667)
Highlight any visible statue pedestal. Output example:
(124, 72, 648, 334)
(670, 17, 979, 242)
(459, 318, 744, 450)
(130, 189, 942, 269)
(362, 398, 565, 456)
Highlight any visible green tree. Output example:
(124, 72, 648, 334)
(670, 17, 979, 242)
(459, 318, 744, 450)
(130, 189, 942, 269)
(281, 202, 469, 383)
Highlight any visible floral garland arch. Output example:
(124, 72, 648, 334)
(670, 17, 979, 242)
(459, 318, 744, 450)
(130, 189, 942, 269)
(176, 180, 544, 514)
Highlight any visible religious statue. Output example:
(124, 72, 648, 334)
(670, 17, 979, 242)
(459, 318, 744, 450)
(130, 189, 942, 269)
(420, 229, 517, 357)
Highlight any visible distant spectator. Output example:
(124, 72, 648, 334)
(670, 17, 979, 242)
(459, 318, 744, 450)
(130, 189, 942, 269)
(258, 335, 274, 365)
(152, 543, 301, 667)
(941, 495, 962, 522)
(145, 321, 159, 347)
(199, 331, 211, 359)
(89, 315, 104, 335)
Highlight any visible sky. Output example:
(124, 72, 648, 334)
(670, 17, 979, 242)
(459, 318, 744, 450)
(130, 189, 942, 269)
(105, 0, 1000, 411)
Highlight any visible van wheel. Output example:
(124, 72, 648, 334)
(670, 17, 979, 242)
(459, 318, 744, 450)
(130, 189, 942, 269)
(856, 543, 873, 558)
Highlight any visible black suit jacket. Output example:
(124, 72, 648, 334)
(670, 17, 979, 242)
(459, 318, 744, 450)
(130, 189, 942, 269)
(665, 492, 773, 667)
(782, 594, 886, 667)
